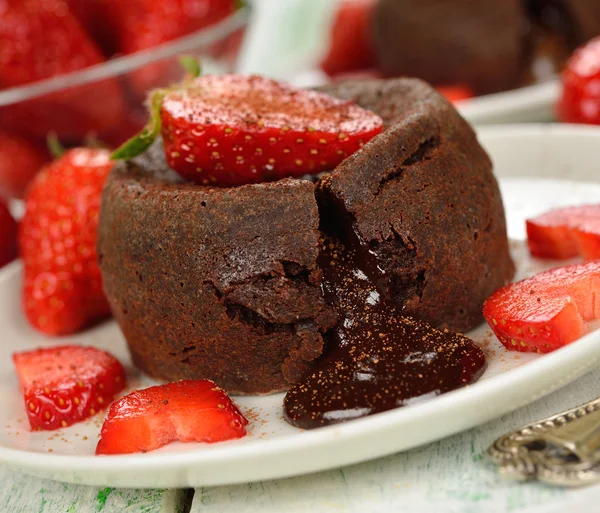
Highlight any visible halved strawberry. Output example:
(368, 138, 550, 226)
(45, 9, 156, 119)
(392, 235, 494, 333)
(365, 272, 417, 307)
(526, 205, 600, 260)
(13, 345, 126, 431)
(483, 261, 600, 353)
(96, 380, 248, 455)
(113, 74, 383, 187)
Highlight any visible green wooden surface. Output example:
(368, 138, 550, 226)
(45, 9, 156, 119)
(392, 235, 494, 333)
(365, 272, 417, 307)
(0, 466, 187, 513)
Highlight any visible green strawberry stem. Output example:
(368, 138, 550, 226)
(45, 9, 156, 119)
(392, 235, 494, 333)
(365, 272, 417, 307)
(47, 131, 65, 158)
(112, 57, 202, 161)
(111, 90, 165, 160)
(178, 55, 202, 79)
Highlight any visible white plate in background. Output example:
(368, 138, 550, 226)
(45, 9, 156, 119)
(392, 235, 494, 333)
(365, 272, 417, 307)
(292, 72, 561, 126)
(458, 81, 560, 125)
(0, 125, 598, 488)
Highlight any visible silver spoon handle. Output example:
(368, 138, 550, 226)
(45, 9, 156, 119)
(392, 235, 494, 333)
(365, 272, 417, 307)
(488, 397, 600, 487)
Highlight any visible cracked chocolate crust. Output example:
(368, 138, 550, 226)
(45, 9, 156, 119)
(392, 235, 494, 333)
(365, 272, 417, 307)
(318, 78, 515, 332)
(98, 141, 337, 394)
(98, 78, 514, 394)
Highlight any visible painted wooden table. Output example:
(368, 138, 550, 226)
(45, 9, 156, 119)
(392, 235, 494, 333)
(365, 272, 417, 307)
(3, 367, 600, 513)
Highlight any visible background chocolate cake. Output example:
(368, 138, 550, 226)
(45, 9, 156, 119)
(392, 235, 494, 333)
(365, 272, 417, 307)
(371, 0, 527, 95)
(370, 0, 600, 94)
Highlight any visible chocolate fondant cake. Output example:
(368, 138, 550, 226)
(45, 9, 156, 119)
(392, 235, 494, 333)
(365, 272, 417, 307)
(99, 144, 337, 394)
(99, 78, 514, 394)
(535, 0, 600, 43)
(370, 0, 600, 94)
(371, 0, 527, 95)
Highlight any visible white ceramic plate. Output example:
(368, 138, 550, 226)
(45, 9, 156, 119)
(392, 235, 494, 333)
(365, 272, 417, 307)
(1, 125, 600, 489)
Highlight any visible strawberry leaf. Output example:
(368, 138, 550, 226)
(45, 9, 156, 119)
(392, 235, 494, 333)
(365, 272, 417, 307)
(47, 131, 65, 158)
(111, 91, 165, 160)
(178, 56, 202, 79)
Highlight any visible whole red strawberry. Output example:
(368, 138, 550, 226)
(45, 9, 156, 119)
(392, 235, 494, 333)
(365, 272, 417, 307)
(96, 380, 248, 455)
(13, 345, 126, 431)
(19, 149, 114, 336)
(100, 0, 238, 54)
(321, 0, 377, 76)
(557, 36, 600, 124)
(0, 131, 47, 200)
(114, 74, 383, 186)
(97, 0, 239, 97)
(66, 0, 109, 51)
(0, 200, 18, 269)
(0, 0, 126, 141)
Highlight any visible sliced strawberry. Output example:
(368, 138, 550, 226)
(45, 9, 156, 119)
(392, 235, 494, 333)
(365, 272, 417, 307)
(96, 380, 248, 455)
(0, 131, 48, 200)
(483, 261, 600, 353)
(527, 205, 600, 260)
(114, 74, 383, 187)
(321, 0, 377, 76)
(557, 36, 600, 125)
(19, 149, 114, 336)
(13, 345, 126, 431)
(0, 199, 18, 269)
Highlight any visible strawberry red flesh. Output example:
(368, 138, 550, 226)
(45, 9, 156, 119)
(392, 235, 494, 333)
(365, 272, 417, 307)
(13, 345, 126, 431)
(527, 204, 600, 260)
(96, 379, 248, 455)
(483, 261, 600, 353)
(557, 36, 600, 125)
(160, 75, 383, 186)
(19, 149, 114, 336)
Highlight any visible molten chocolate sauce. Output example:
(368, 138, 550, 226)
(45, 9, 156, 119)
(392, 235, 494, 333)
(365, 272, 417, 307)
(283, 239, 486, 429)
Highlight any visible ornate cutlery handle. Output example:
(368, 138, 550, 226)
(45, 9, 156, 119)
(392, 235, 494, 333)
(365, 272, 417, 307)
(488, 397, 600, 487)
